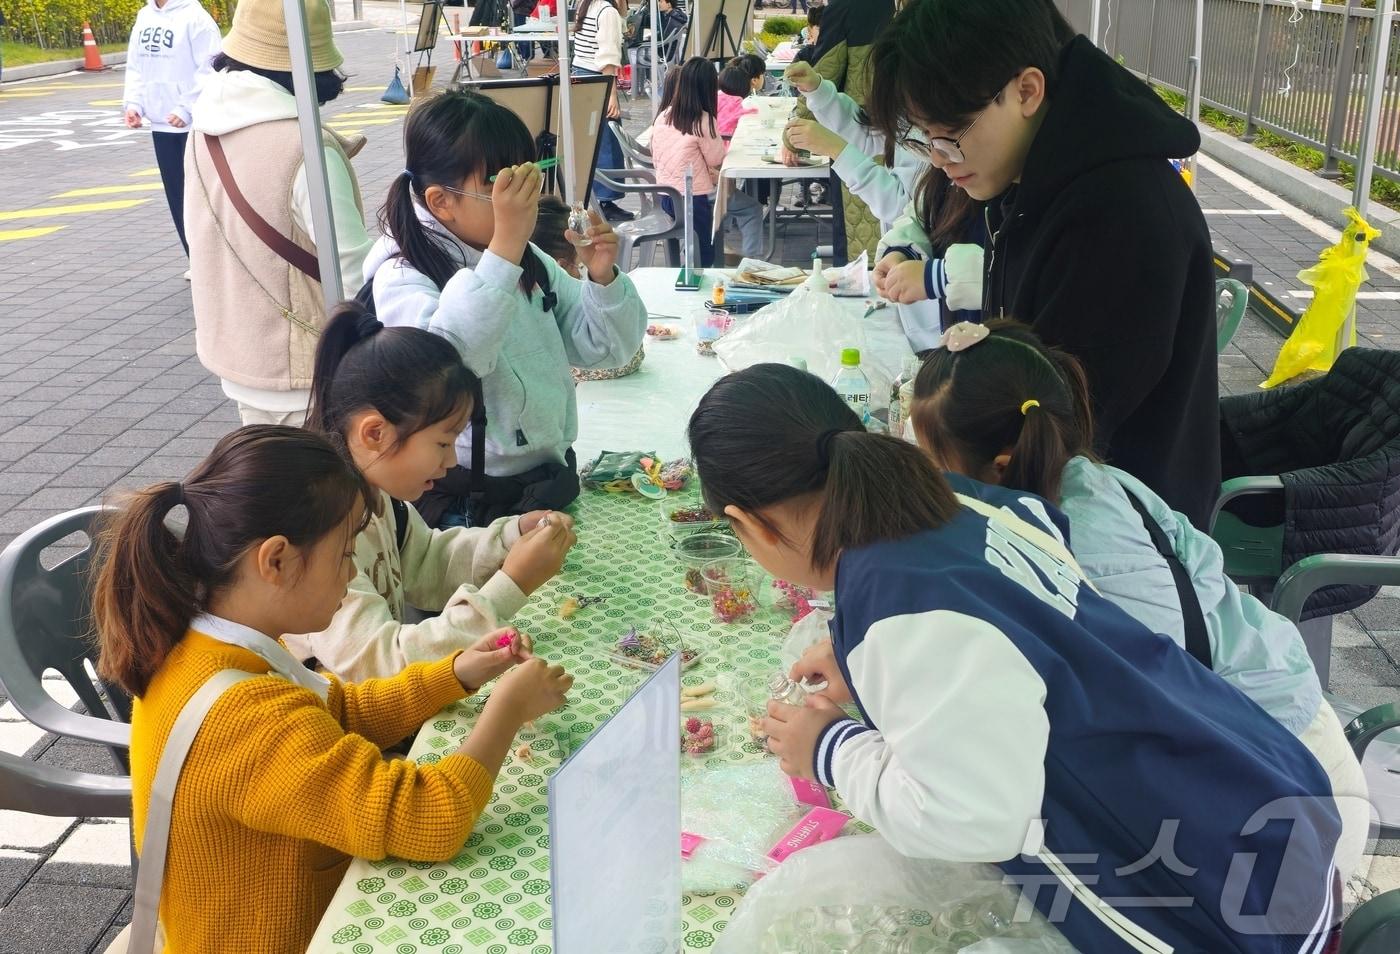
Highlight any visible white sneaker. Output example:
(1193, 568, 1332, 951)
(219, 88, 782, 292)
(183, 269, 191, 281)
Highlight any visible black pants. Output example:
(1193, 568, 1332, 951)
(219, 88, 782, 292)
(152, 130, 189, 256)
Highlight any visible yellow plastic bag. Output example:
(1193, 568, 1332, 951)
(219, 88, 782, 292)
(1262, 207, 1380, 388)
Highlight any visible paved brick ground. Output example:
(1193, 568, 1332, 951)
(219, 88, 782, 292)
(1, 19, 1398, 952)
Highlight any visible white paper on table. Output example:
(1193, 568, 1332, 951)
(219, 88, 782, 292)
(549, 654, 683, 954)
(731, 252, 869, 297)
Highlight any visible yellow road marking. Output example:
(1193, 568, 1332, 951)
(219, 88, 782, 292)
(0, 92, 52, 99)
(15, 82, 126, 91)
(329, 129, 364, 136)
(0, 199, 149, 222)
(55, 184, 164, 198)
(88, 98, 124, 106)
(0, 227, 64, 242)
(129, 167, 161, 177)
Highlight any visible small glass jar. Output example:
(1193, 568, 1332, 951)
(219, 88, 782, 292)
(567, 202, 593, 247)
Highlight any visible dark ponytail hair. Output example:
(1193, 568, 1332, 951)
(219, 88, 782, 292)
(92, 426, 373, 697)
(910, 319, 1094, 504)
(531, 195, 577, 264)
(306, 300, 478, 451)
(379, 88, 549, 298)
(668, 57, 719, 138)
(688, 364, 959, 571)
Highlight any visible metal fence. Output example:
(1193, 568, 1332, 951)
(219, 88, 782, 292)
(1055, 0, 1400, 184)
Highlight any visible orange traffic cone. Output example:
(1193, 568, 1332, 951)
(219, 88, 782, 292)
(81, 22, 109, 72)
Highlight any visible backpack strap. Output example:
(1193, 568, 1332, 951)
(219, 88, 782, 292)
(127, 669, 261, 954)
(391, 497, 411, 551)
(1120, 487, 1213, 670)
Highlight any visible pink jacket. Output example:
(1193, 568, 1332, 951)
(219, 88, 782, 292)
(649, 108, 728, 196)
(717, 91, 752, 138)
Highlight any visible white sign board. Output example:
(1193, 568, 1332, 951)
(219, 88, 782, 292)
(549, 654, 682, 954)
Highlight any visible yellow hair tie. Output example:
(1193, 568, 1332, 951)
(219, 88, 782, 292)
(1020, 399, 1041, 415)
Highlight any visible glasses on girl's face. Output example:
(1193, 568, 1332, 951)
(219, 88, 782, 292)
(441, 184, 495, 202)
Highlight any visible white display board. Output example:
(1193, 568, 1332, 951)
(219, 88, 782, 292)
(548, 654, 682, 954)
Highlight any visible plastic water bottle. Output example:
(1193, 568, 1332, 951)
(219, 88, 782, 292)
(831, 348, 872, 423)
(888, 354, 918, 440)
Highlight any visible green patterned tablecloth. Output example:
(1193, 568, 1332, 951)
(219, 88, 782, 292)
(307, 487, 799, 954)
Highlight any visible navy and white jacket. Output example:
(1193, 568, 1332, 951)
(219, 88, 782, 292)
(816, 478, 1342, 954)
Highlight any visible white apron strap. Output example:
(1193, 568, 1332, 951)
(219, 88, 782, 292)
(127, 669, 260, 954)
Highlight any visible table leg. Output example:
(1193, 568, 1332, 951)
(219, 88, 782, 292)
(763, 180, 779, 262)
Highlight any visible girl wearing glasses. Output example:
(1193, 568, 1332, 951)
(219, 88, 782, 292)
(365, 88, 647, 527)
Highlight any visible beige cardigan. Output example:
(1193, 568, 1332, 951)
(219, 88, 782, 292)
(284, 490, 528, 681)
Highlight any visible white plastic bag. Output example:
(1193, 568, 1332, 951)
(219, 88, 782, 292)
(714, 834, 1078, 954)
(713, 279, 898, 397)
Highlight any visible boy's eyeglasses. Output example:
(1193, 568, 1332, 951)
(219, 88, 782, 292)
(900, 91, 1003, 165)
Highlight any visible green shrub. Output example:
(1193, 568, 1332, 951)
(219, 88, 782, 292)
(0, 0, 231, 49)
(760, 15, 804, 36)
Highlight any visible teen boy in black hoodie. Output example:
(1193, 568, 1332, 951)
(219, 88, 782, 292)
(868, 0, 1219, 529)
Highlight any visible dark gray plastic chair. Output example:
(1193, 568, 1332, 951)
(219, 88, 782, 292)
(0, 506, 132, 770)
(0, 749, 130, 818)
(1343, 888, 1400, 954)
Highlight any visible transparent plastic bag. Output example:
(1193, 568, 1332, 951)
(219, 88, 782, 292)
(713, 280, 898, 397)
(714, 834, 1078, 954)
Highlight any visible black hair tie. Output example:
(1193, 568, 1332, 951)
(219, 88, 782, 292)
(356, 314, 384, 339)
(171, 481, 185, 507)
(816, 429, 846, 468)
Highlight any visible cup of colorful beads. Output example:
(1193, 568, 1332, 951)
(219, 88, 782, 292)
(701, 558, 760, 623)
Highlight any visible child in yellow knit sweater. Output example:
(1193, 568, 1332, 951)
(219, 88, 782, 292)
(93, 426, 573, 954)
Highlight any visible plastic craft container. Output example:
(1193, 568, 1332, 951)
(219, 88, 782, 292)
(674, 532, 744, 593)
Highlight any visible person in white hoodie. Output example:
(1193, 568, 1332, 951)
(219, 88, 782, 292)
(122, 0, 221, 266)
(184, 0, 373, 426)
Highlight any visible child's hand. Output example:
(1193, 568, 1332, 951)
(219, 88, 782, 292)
(503, 519, 577, 595)
(454, 627, 534, 692)
(777, 144, 803, 168)
(567, 209, 621, 284)
(763, 695, 846, 781)
(165, 113, 187, 129)
(783, 119, 845, 161)
(873, 251, 908, 299)
(783, 61, 821, 94)
(124, 108, 143, 129)
(517, 510, 574, 535)
(882, 258, 930, 304)
(790, 639, 852, 705)
(491, 657, 574, 724)
(487, 163, 543, 264)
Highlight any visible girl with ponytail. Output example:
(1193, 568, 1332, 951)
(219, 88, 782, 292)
(286, 301, 577, 681)
(908, 318, 1369, 881)
(687, 364, 1342, 954)
(364, 88, 647, 528)
(93, 426, 573, 953)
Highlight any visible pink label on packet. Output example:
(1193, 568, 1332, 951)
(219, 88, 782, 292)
(681, 831, 705, 859)
(765, 807, 849, 864)
(789, 777, 831, 808)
